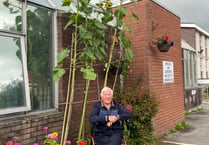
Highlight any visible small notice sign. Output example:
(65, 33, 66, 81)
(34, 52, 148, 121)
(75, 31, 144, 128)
(163, 61, 174, 83)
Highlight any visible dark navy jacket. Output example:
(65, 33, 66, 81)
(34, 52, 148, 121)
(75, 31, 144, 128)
(89, 100, 132, 136)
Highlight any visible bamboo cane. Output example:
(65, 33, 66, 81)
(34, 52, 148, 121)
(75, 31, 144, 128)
(60, 33, 74, 145)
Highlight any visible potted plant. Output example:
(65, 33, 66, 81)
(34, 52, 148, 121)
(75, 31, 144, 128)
(151, 33, 174, 52)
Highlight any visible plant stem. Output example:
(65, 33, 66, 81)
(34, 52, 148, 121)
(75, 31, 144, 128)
(60, 34, 73, 145)
(103, 28, 118, 87)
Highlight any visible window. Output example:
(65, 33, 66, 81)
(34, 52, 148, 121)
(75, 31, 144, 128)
(184, 49, 197, 88)
(0, 33, 30, 115)
(0, 0, 23, 32)
(0, 0, 55, 115)
(26, 4, 54, 111)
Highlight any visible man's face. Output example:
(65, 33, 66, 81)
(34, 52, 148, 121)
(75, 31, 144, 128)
(101, 90, 113, 104)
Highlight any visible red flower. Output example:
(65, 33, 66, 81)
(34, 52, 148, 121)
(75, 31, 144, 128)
(77, 141, 87, 145)
(88, 134, 93, 138)
(165, 36, 169, 40)
(6, 141, 14, 145)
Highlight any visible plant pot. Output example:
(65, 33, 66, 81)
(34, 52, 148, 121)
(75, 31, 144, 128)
(157, 43, 170, 52)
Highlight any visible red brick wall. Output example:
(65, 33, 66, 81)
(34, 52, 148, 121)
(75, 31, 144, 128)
(123, 0, 185, 135)
(181, 28, 196, 48)
(0, 111, 63, 145)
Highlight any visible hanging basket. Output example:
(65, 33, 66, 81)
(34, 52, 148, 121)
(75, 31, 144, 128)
(157, 43, 170, 52)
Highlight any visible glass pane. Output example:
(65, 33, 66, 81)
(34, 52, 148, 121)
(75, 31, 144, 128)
(0, 0, 22, 32)
(0, 35, 26, 109)
(27, 4, 54, 111)
(184, 50, 189, 87)
(28, 0, 52, 8)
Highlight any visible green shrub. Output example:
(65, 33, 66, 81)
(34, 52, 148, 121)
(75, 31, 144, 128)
(114, 85, 159, 145)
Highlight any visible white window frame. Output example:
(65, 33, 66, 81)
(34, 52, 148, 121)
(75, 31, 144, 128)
(0, 32, 31, 115)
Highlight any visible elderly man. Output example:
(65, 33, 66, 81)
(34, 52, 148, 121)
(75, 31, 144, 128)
(89, 87, 132, 145)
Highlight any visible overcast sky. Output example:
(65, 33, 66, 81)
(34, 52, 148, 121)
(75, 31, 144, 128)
(155, 0, 209, 32)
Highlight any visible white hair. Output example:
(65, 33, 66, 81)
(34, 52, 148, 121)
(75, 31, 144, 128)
(100, 87, 113, 96)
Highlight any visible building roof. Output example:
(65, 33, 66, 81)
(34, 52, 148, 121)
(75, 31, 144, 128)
(181, 39, 196, 52)
(181, 23, 209, 37)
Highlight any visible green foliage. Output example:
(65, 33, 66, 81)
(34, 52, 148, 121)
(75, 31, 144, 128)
(181, 120, 189, 128)
(53, 67, 66, 81)
(114, 85, 159, 145)
(175, 123, 184, 130)
(164, 120, 189, 136)
(57, 49, 70, 64)
(43, 138, 57, 145)
(0, 79, 24, 109)
(170, 128, 176, 133)
(59, 0, 140, 143)
(203, 86, 209, 98)
(185, 106, 203, 116)
(197, 106, 203, 111)
(184, 111, 191, 116)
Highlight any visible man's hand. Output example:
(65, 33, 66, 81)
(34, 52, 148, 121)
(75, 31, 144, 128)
(106, 121, 112, 127)
(108, 115, 118, 123)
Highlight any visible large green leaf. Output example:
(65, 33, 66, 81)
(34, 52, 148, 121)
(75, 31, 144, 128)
(114, 7, 128, 20)
(123, 24, 132, 34)
(94, 20, 107, 30)
(80, 67, 96, 80)
(85, 48, 96, 60)
(62, 0, 73, 6)
(95, 48, 105, 63)
(125, 48, 133, 62)
(64, 19, 74, 30)
(57, 49, 70, 64)
(80, 0, 90, 6)
(128, 12, 140, 25)
(53, 67, 65, 81)
(101, 15, 114, 24)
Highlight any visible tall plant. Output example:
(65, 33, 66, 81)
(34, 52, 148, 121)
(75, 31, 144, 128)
(53, 0, 139, 144)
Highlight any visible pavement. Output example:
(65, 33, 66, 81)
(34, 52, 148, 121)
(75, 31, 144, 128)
(158, 99, 209, 145)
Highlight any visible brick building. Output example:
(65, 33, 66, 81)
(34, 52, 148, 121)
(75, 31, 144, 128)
(181, 23, 207, 110)
(0, 0, 184, 144)
(123, 0, 184, 135)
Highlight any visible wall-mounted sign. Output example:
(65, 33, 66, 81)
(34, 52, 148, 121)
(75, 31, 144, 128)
(163, 61, 174, 83)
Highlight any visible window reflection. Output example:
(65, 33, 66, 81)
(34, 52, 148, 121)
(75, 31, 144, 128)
(27, 5, 54, 111)
(184, 50, 197, 88)
(0, 0, 22, 32)
(0, 35, 26, 109)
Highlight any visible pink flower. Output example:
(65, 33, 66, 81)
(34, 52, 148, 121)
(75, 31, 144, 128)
(33, 143, 39, 145)
(126, 105, 132, 111)
(13, 136, 19, 140)
(43, 126, 48, 130)
(48, 133, 53, 139)
(7, 141, 14, 145)
(117, 51, 122, 55)
(66, 140, 71, 144)
(129, 69, 133, 74)
(15, 143, 21, 145)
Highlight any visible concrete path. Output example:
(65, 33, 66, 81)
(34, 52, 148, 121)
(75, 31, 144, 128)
(158, 101, 209, 145)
